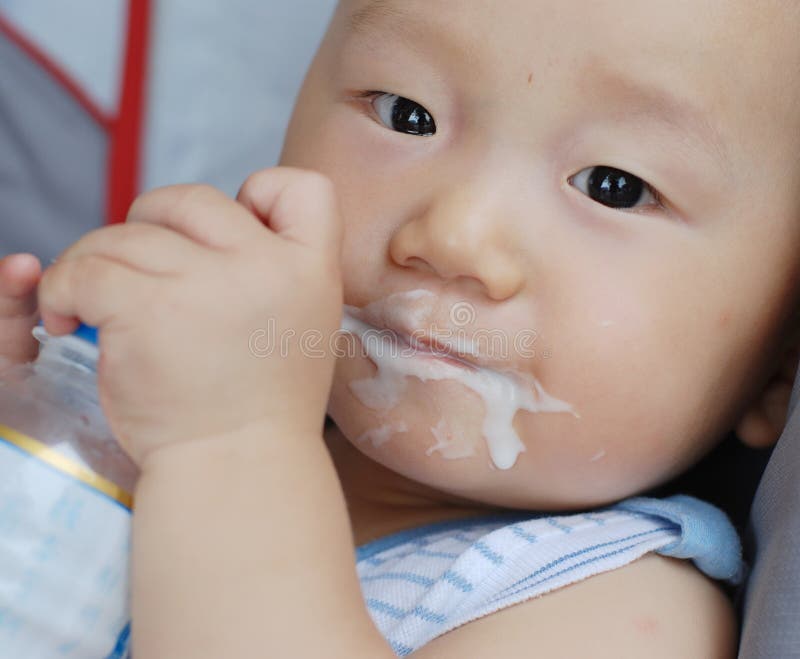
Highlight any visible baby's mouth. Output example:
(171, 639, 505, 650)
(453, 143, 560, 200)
(339, 302, 578, 470)
(389, 327, 480, 371)
(345, 303, 489, 371)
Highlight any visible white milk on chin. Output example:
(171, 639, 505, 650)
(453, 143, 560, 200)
(340, 291, 577, 470)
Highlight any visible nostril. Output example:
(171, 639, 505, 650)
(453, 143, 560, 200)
(401, 256, 436, 273)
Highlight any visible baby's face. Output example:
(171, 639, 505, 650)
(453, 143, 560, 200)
(281, 0, 800, 508)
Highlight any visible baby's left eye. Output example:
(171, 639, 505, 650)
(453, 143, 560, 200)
(371, 93, 437, 137)
(570, 166, 661, 210)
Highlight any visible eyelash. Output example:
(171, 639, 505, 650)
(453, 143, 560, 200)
(568, 166, 667, 213)
(354, 91, 669, 214)
(356, 91, 437, 137)
(352, 91, 380, 117)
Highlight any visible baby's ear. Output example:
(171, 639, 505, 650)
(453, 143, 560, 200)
(735, 342, 799, 449)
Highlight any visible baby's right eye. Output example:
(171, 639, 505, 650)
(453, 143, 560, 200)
(370, 93, 437, 137)
(569, 165, 662, 211)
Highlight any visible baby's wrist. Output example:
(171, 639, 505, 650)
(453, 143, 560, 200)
(135, 421, 321, 482)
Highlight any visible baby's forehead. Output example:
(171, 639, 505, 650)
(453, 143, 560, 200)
(346, 0, 798, 72)
(342, 0, 800, 166)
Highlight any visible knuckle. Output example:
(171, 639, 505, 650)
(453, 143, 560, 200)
(70, 256, 105, 294)
(56, 226, 107, 260)
(170, 185, 227, 230)
(125, 186, 186, 223)
(59, 224, 149, 262)
(125, 191, 149, 222)
(238, 169, 270, 199)
(176, 183, 221, 205)
(115, 220, 157, 244)
(275, 166, 335, 197)
(129, 184, 223, 226)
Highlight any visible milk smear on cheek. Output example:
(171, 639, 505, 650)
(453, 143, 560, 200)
(356, 421, 408, 449)
(340, 292, 577, 470)
(426, 418, 477, 460)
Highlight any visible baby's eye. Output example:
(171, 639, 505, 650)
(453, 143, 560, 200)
(371, 93, 437, 137)
(570, 166, 660, 210)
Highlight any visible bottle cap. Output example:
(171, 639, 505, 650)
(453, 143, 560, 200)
(34, 322, 99, 346)
(73, 323, 99, 346)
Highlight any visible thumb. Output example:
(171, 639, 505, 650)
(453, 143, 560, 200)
(0, 253, 41, 302)
(0, 253, 42, 366)
(236, 167, 344, 258)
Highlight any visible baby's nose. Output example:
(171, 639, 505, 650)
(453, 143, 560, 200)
(388, 186, 525, 301)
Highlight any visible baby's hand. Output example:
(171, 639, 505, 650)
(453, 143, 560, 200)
(0, 254, 42, 370)
(38, 168, 344, 466)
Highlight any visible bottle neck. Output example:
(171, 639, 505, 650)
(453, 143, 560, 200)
(32, 329, 101, 410)
(34, 327, 99, 372)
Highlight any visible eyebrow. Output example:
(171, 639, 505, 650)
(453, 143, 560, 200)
(348, 1, 406, 35)
(347, 0, 441, 57)
(578, 64, 733, 179)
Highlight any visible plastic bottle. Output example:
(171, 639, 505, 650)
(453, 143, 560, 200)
(0, 324, 136, 658)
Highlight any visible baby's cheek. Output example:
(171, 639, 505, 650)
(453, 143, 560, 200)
(326, 288, 707, 508)
(506, 315, 692, 500)
(505, 406, 646, 507)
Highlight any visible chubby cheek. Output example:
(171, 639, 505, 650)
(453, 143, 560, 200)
(508, 395, 686, 507)
(502, 289, 706, 506)
(517, 281, 722, 505)
(326, 278, 702, 508)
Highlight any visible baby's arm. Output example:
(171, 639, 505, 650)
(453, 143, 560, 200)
(417, 553, 737, 658)
(131, 424, 392, 658)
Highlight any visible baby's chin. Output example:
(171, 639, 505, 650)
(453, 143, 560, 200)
(328, 372, 664, 511)
(329, 375, 490, 477)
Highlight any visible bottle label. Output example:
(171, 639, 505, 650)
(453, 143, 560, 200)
(0, 424, 132, 659)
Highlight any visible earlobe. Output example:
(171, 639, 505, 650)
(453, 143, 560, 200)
(735, 347, 798, 449)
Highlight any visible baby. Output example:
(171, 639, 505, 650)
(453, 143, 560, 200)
(2, 0, 800, 656)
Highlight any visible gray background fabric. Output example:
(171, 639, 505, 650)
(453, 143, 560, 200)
(0, 0, 337, 262)
(0, 0, 126, 115)
(0, 33, 106, 265)
(142, 0, 337, 196)
(739, 361, 800, 658)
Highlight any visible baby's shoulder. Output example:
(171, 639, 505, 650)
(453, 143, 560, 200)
(415, 553, 737, 659)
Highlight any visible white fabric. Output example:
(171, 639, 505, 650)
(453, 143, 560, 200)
(357, 509, 680, 656)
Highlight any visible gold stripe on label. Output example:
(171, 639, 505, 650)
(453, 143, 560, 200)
(0, 423, 133, 509)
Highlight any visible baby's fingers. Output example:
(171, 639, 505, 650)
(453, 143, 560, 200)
(39, 255, 154, 337)
(237, 167, 343, 257)
(57, 222, 201, 276)
(0, 254, 42, 367)
(0, 253, 41, 309)
(126, 184, 266, 251)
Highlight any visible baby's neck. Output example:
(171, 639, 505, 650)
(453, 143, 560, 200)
(323, 423, 496, 547)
